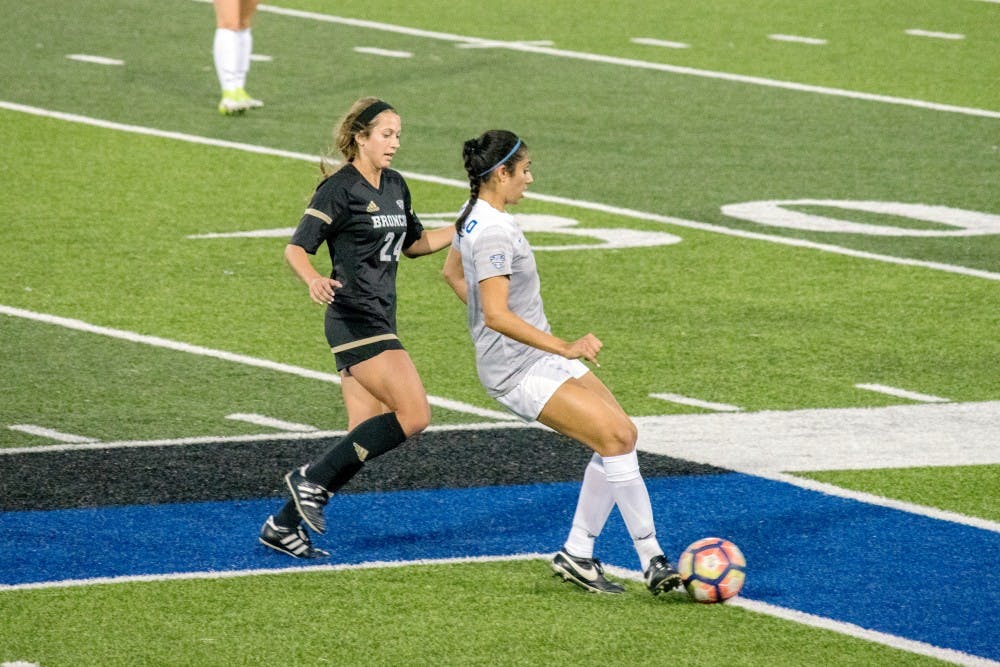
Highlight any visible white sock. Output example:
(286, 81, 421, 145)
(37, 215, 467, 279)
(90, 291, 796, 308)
(213, 28, 241, 92)
(602, 450, 664, 570)
(236, 28, 252, 89)
(563, 454, 615, 559)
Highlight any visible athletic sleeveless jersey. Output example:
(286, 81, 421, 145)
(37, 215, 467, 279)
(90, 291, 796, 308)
(453, 199, 550, 397)
(290, 164, 424, 351)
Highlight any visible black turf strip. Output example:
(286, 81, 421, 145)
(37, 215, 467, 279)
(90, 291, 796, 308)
(0, 428, 728, 511)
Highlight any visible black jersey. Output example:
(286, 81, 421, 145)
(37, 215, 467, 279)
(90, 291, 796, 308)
(290, 164, 424, 351)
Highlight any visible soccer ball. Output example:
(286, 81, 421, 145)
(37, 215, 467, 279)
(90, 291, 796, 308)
(678, 537, 746, 603)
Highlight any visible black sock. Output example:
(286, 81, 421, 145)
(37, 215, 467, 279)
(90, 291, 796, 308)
(305, 413, 407, 489)
(273, 499, 300, 528)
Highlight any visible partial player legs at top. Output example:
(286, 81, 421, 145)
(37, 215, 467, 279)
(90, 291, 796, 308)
(212, 0, 262, 114)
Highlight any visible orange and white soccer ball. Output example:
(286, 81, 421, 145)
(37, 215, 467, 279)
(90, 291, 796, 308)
(677, 537, 746, 603)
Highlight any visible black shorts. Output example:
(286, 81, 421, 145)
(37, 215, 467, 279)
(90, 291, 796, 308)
(325, 312, 404, 372)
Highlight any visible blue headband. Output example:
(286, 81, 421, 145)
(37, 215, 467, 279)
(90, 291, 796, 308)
(477, 138, 522, 178)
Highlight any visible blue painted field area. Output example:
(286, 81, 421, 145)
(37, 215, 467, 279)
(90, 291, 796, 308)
(1, 473, 997, 661)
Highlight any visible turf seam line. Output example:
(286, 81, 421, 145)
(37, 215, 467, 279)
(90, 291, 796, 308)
(602, 565, 999, 667)
(0, 303, 517, 423)
(0, 420, 538, 456)
(6, 554, 994, 666)
(2, 101, 997, 282)
(234, 0, 1000, 119)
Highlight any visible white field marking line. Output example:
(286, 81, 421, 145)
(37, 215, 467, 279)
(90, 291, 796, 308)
(0, 304, 517, 423)
(5, 556, 993, 667)
(224, 413, 318, 432)
(855, 383, 951, 403)
(6, 425, 98, 444)
(249, 54, 272, 62)
(65, 54, 124, 66)
(729, 596, 998, 667)
(757, 470, 1000, 534)
(0, 552, 552, 592)
(649, 393, 742, 412)
(604, 567, 999, 667)
(0, 418, 538, 457)
(630, 37, 690, 49)
(353, 46, 412, 58)
(5, 409, 999, 537)
(456, 40, 554, 50)
(906, 29, 966, 40)
(521, 189, 1000, 282)
(4, 100, 998, 283)
(768, 34, 828, 45)
(241, 1, 1000, 119)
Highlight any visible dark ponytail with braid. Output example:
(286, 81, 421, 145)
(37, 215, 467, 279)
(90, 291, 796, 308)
(455, 130, 526, 234)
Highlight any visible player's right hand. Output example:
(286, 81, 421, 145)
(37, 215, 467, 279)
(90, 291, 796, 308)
(308, 276, 342, 305)
(566, 333, 602, 365)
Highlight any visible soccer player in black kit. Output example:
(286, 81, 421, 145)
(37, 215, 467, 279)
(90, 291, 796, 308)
(259, 98, 455, 558)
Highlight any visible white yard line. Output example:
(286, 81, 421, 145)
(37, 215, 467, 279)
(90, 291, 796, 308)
(225, 413, 318, 432)
(241, 1, 1000, 119)
(906, 29, 965, 40)
(768, 34, 828, 45)
(3, 101, 998, 282)
(649, 393, 742, 412)
(65, 54, 124, 66)
(605, 566, 999, 667)
(4, 551, 995, 665)
(353, 46, 412, 58)
(630, 37, 690, 49)
(6, 425, 98, 444)
(634, 401, 1000, 475)
(855, 383, 951, 403)
(0, 304, 517, 423)
(726, 596, 999, 667)
(0, 420, 538, 456)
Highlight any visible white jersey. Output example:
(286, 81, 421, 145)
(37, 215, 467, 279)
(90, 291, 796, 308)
(453, 199, 550, 397)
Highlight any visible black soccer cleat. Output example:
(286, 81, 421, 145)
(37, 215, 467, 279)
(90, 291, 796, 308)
(644, 554, 682, 595)
(284, 465, 331, 534)
(259, 516, 330, 559)
(551, 549, 625, 594)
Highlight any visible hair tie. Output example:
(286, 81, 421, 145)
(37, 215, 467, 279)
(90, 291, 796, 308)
(354, 100, 394, 130)
(477, 138, 521, 178)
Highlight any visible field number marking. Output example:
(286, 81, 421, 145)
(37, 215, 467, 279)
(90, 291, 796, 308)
(5, 101, 998, 281)
(721, 200, 1000, 237)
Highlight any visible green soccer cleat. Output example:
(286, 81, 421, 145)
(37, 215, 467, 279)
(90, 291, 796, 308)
(218, 89, 249, 115)
(235, 87, 263, 109)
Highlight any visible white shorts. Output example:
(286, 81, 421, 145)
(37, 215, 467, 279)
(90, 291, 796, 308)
(495, 356, 590, 422)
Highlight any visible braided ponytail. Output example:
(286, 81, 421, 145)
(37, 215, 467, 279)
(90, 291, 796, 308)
(455, 130, 525, 235)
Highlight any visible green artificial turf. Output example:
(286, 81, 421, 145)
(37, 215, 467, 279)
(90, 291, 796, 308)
(0, 561, 951, 667)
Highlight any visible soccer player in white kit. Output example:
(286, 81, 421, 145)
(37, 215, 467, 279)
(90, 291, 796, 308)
(212, 0, 263, 114)
(442, 130, 682, 595)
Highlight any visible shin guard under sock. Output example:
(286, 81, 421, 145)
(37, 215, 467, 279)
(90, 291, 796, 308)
(305, 412, 407, 489)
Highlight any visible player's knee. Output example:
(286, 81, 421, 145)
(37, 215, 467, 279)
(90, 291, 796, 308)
(396, 401, 431, 437)
(602, 417, 637, 457)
